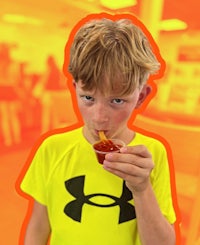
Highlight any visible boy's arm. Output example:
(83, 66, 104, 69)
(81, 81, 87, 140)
(24, 201, 51, 245)
(133, 182, 175, 245)
(103, 145, 176, 245)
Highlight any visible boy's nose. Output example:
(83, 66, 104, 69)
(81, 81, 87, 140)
(93, 104, 109, 123)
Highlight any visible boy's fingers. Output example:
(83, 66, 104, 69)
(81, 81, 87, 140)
(120, 145, 152, 158)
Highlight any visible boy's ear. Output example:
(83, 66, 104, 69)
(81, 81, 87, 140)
(136, 84, 152, 108)
(72, 79, 76, 88)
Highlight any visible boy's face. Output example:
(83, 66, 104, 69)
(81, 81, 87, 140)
(74, 80, 150, 144)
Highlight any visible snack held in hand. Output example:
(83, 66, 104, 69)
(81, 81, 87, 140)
(93, 131, 125, 164)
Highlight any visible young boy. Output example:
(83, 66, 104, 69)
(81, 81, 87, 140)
(19, 13, 177, 245)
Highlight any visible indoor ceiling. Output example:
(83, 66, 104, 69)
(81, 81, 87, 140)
(0, 0, 199, 31)
(162, 0, 200, 30)
(0, 0, 199, 72)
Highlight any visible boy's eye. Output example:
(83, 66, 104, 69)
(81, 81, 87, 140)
(81, 95, 94, 102)
(112, 98, 125, 105)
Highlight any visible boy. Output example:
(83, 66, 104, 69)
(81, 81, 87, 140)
(19, 13, 177, 245)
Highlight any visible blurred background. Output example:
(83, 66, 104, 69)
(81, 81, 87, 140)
(0, 0, 199, 244)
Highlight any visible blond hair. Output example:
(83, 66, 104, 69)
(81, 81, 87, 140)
(66, 17, 160, 95)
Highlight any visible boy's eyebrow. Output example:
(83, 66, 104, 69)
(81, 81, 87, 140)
(107, 94, 131, 99)
(78, 89, 95, 95)
(77, 84, 131, 98)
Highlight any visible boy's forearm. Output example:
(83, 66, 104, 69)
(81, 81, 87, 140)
(24, 224, 50, 245)
(133, 183, 176, 245)
(24, 202, 51, 245)
(24, 222, 50, 245)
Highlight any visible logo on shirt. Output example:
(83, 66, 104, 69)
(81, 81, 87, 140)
(64, 175, 136, 223)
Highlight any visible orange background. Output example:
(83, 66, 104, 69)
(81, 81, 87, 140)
(0, 1, 200, 244)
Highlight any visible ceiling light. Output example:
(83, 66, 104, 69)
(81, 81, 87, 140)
(100, 0, 137, 9)
(2, 14, 43, 26)
(159, 19, 187, 31)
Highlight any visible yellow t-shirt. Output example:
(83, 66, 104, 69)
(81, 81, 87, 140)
(21, 127, 176, 245)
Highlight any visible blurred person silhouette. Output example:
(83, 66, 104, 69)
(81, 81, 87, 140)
(0, 43, 21, 147)
(33, 55, 63, 133)
(17, 62, 37, 131)
(18, 14, 178, 245)
(154, 63, 172, 111)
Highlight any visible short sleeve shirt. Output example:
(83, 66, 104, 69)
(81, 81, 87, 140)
(21, 127, 176, 245)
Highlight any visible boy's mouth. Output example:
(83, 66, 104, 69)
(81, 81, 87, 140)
(95, 129, 108, 137)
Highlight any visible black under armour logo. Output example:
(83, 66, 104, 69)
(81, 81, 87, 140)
(64, 176, 136, 224)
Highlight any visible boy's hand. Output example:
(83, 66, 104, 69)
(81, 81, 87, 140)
(103, 145, 154, 195)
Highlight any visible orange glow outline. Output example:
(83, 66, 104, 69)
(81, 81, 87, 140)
(15, 12, 181, 244)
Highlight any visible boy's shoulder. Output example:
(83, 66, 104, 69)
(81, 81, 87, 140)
(38, 127, 84, 150)
(46, 127, 82, 140)
(133, 130, 169, 150)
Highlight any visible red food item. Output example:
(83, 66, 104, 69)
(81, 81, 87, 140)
(94, 140, 120, 152)
(93, 140, 121, 164)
